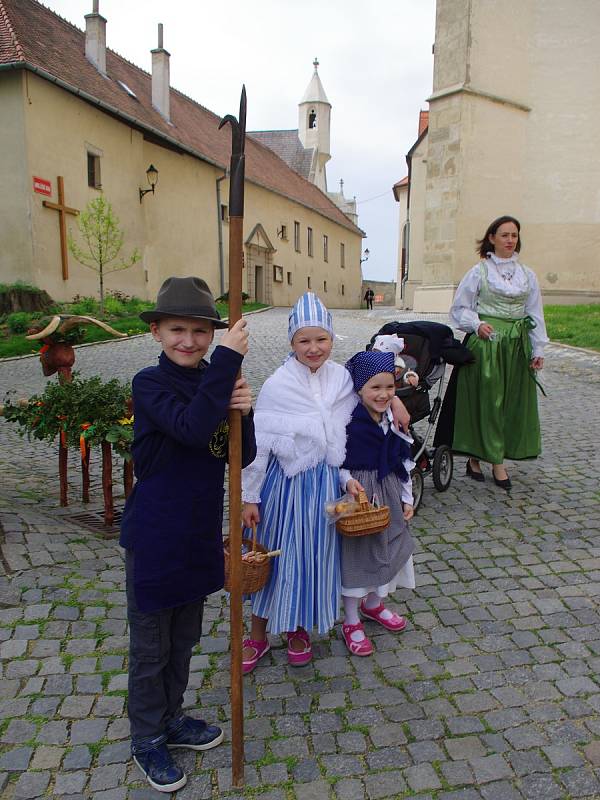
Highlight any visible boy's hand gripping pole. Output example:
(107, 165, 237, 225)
(219, 86, 247, 789)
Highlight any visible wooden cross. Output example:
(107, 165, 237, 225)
(43, 176, 79, 280)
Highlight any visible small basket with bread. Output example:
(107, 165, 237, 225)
(223, 523, 281, 594)
(332, 490, 390, 537)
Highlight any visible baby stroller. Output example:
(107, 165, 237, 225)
(368, 321, 473, 513)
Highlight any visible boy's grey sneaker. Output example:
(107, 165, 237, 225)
(166, 715, 224, 751)
(133, 742, 187, 793)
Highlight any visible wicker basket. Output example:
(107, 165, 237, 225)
(223, 524, 271, 594)
(336, 490, 390, 537)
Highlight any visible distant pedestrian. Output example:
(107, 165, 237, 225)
(339, 350, 415, 656)
(364, 287, 375, 310)
(120, 276, 256, 793)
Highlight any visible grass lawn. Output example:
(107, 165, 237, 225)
(544, 304, 600, 351)
(0, 302, 267, 360)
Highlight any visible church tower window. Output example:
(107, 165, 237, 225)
(308, 109, 317, 129)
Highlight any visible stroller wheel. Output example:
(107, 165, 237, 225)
(411, 468, 424, 514)
(432, 445, 453, 492)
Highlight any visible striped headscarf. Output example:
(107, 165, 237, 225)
(288, 292, 333, 341)
(345, 350, 395, 392)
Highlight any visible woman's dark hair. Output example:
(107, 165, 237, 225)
(476, 215, 521, 258)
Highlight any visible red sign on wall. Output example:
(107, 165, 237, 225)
(33, 176, 52, 196)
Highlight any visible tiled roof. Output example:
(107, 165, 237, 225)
(249, 129, 314, 180)
(0, 0, 23, 60)
(0, 0, 362, 236)
(418, 110, 429, 136)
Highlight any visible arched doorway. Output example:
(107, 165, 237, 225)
(245, 224, 276, 305)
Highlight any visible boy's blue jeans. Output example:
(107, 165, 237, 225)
(125, 550, 205, 753)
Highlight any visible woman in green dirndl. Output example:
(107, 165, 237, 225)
(435, 216, 548, 490)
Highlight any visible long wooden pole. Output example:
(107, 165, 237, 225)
(220, 86, 247, 789)
(227, 215, 244, 787)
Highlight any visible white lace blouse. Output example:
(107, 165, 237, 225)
(449, 252, 549, 358)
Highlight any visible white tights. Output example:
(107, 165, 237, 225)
(343, 592, 395, 627)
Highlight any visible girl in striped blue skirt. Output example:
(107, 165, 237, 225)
(240, 293, 358, 672)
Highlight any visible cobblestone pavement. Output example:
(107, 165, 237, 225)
(0, 307, 599, 799)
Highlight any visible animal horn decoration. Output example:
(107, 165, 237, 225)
(25, 314, 126, 379)
(25, 314, 126, 340)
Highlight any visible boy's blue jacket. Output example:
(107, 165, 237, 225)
(120, 346, 256, 612)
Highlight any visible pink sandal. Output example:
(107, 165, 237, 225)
(341, 622, 373, 656)
(242, 638, 270, 675)
(360, 601, 407, 632)
(286, 628, 312, 667)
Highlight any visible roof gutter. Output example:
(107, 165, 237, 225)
(0, 60, 363, 237)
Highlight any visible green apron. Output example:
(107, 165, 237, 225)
(452, 262, 542, 463)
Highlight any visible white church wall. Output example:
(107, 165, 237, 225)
(413, 0, 600, 311)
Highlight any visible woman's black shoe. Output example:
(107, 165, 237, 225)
(466, 459, 485, 482)
(493, 474, 512, 491)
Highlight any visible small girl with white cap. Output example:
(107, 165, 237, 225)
(240, 293, 409, 673)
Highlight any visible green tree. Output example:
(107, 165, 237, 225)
(68, 197, 141, 316)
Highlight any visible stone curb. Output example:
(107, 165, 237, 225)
(0, 305, 274, 364)
(547, 340, 600, 357)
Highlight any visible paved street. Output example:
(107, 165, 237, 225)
(0, 306, 600, 800)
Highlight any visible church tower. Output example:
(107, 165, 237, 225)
(298, 58, 331, 192)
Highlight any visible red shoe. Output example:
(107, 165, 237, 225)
(360, 601, 407, 632)
(341, 622, 373, 656)
(242, 638, 270, 675)
(287, 628, 312, 667)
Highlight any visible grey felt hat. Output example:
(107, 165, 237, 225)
(139, 276, 228, 328)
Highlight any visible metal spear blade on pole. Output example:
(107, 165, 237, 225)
(219, 85, 246, 789)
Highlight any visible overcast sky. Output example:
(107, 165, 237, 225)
(44, 0, 436, 282)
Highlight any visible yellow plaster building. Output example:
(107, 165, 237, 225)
(395, 0, 600, 312)
(0, 0, 364, 307)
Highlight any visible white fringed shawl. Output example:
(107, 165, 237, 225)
(242, 357, 358, 503)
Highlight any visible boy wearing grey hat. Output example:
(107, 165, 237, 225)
(121, 276, 256, 792)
